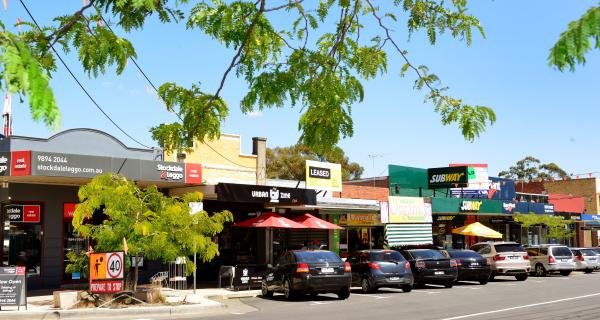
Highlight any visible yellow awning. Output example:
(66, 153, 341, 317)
(452, 222, 502, 239)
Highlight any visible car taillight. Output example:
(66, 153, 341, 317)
(416, 260, 426, 269)
(368, 262, 381, 270)
(344, 261, 352, 272)
(577, 255, 585, 262)
(450, 259, 458, 268)
(296, 262, 309, 273)
(548, 256, 555, 264)
(405, 261, 411, 269)
(523, 255, 530, 260)
(493, 255, 505, 261)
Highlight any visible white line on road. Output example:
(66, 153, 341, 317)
(412, 290, 441, 294)
(439, 292, 600, 320)
(352, 293, 390, 299)
(310, 301, 333, 306)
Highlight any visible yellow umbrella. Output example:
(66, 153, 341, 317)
(452, 222, 502, 239)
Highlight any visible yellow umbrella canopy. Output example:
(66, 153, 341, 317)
(452, 222, 502, 239)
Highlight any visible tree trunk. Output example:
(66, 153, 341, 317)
(134, 256, 139, 292)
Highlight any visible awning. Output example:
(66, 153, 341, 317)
(385, 223, 433, 247)
(234, 212, 306, 229)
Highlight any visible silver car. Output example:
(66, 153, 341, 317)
(526, 245, 575, 277)
(471, 242, 530, 281)
(571, 248, 600, 273)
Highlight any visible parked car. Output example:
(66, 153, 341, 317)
(470, 242, 530, 281)
(398, 249, 458, 288)
(571, 248, 600, 273)
(444, 249, 491, 284)
(261, 250, 351, 300)
(348, 250, 413, 293)
(526, 245, 575, 277)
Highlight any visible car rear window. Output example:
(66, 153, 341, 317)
(551, 247, 572, 256)
(294, 251, 342, 263)
(370, 251, 405, 262)
(409, 250, 446, 260)
(581, 249, 597, 256)
(494, 244, 525, 253)
(448, 250, 481, 258)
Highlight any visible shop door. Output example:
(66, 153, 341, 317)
(63, 203, 88, 283)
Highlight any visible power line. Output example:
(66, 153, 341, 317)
(18, 0, 152, 149)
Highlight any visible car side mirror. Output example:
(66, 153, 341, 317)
(267, 264, 273, 269)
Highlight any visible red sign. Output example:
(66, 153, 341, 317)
(185, 163, 202, 184)
(90, 280, 124, 293)
(23, 205, 40, 223)
(63, 203, 77, 221)
(10, 151, 31, 176)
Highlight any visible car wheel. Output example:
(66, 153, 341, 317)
(515, 273, 528, 281)
(283, 278, 295, 300)
(560, 270, 571, 276)
(479, 279, 488, 285)
(488, 274, 495, 281)
(401, 285, 412, 293)
(413, 282, 424, 289)
(444, 281, 454, 289)
(584, 269, 593, 274)
(261, 279, 273, 298)
(337, 287, 350, 300)
(361, 277, 374, 294)
(535, 264, 547, 277)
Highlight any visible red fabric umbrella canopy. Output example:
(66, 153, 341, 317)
(293, 213, 343, 230)
(234, 212, 307, 229)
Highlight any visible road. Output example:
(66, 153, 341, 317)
(152, 272, 600, 320)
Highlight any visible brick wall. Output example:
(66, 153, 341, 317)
(333, 184, 389, 201)
(543, 178, 599, 214)
(343, 177, 389, 188)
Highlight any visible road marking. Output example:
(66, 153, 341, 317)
(439, 292, 600, 320)
(413, 290, 441, 294)
(230, 312, 247, 315)
(310, 301, 333, 306)
(352, 293, 389, 299)
(499, 283, 516, 286)
(534, 281, 544, 283)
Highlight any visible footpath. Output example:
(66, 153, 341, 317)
(0, 288, 261, 320)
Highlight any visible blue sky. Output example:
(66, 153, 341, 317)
(3, 1, 599, 178)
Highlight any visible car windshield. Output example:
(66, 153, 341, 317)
(448, 250, 481, 258)
(294, 251, 342, 263)
(551, 247, 572, 256)
(581, 249, 596, 256)
(409, 250, 446, 260)
(370, 251, 405, 262)
(495, 244, 525, 253)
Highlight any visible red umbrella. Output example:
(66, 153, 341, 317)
(293, 213, 343, 230)
(234, 212, 307, 229)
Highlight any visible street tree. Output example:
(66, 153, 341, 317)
(2, 0, 494, 154)
(549, 5, 600, 72)
(498, 156, 569, 181)
(514, 213, 574, 243)
(69, 173, 233, 291)
(267, 143, 363, 181)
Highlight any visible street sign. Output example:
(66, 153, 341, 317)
(89, 252, 124, 294)
(0, 266, 27, 308)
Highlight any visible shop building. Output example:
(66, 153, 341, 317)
(0, 129, 204, 290)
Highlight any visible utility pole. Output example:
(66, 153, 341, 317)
(368, 154, 383, 187)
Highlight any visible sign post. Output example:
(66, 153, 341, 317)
(0, 266, 27, 310)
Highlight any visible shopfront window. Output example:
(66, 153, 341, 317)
(63, 203, 88, 281)
(2, 206, 43, 276)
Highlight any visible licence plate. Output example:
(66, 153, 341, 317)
(561, 259, 568, 262)
(509, 256, 519, 260)
(321, 267, 334, 273)
(434, 271, 444, 275)
(471, 263, 480, 266)
(389, 277, 400, 281)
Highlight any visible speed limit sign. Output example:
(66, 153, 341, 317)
(107, 252, 124, 279)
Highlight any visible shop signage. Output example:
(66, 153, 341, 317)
(581, 214, 600, 221)
(3, 204, 41, 223)
(449, 164, 491, 198)
(10, 150, 31, 176)
(544, 204, 554, 214)
(32, 151, 109, 178)
(233, 266, 263, 289)
(387, 196, 433, 223)
(63, 203, 78, 220)
(185, 163, 203, 184)
(427, 166, 468, 189)
(0, 266, 26, 307)
(339, 213, 382, 226)
(502, 202, 516, 213)
(0, 152, 10, 176)
(460, 201, 482, 212)
(216, 183, 317, 205)
(305, 160, 342, 192)
(89, 252, 124, 294)
(437, 216, 455, 221)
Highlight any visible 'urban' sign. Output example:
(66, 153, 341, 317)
(427, 166, 469, 189)
(216, 183, 317, 205)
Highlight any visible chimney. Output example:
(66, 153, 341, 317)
(253, 137, 267, 185)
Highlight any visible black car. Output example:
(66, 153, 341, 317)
(399, 249, 458, 288)
(261, 250, 351, 300)
(348, 250, 414, 293)
(444, 249, 491, 285)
